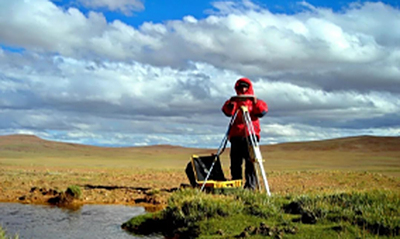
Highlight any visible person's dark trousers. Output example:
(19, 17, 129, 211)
(229, 136, 257, 190)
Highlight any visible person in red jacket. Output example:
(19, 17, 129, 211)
(222, 77, 268, 189)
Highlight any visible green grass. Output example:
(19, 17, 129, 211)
(122, 189, 400, 238)
(0, 227, 18, 239)
(66, 185, 82, 199)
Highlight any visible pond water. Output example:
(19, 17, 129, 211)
(0, 203, 162, 239)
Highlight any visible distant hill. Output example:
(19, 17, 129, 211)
(264, 135, 400, 152)
(1, 134, 399, 154)
(1, 134, 399, 176)
(0, 134, 214, 160)
(0, 134, 190, 150)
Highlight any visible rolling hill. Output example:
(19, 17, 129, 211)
(0, 134, 399, 176)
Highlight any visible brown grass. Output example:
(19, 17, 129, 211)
(0, 134, 399, 209)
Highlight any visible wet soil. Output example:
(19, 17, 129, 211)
(0, 166, 190, 211)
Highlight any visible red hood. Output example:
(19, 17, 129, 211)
(234, 78, 254, 95)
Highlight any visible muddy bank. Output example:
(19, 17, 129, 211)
(7, 185, 184, 211)
(0, 166, 190, 211)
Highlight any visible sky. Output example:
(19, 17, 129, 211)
(0, 0, 399, 148)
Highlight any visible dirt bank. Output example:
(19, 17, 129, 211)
(1, 165, 399, 212)
(0, 166, 189, 211)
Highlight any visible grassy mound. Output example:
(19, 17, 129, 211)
(122, 189, 400, 238)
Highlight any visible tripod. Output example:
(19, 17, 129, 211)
(200, 103, 271, 195)
(241, 106, 271, 195)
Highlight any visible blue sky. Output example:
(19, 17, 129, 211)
(0, 0, 399, 148)
(50, 0, 400, 27)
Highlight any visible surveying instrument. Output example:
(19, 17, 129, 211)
(189, 96, 271, 195)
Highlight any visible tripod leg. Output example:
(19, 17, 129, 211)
(253, 162, 262, 191)
(255, 148, 271, 195)
(259, 165, 271, 195)
(241, 106, 271, 195)
(200, 111, 239, 192)
(248, 146, 263, 191)
(248, 143, 271, 195)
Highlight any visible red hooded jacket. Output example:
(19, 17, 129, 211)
(222, 78, 268, 140)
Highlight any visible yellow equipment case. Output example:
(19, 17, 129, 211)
(185, 154, 242, 189)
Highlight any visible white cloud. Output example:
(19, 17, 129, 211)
(0, 0, 109, 55)
(259, 122, 400, 145)
(0, 0, 399, 147)
(1, 51, 399, 146)
(1, 0, 399, 79)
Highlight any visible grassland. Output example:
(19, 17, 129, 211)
(0, 134, 399, 237)
(123, 189, 400, 238)
(1, 134, 399, 175)
(0, 134, 399, 204)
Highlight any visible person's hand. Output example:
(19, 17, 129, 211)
(229, 96, 239, 104)
(228, 98, 237, 108)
